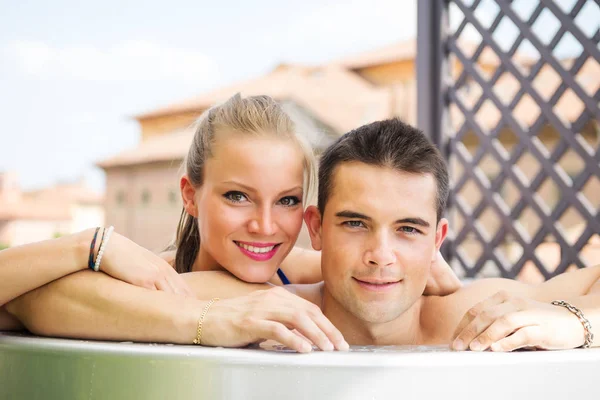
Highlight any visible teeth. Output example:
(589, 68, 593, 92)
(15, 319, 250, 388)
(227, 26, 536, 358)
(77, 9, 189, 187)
(236, 242, 276, 254)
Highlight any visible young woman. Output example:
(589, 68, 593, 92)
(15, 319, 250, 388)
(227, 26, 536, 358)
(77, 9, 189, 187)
(0, 94, 460, 351)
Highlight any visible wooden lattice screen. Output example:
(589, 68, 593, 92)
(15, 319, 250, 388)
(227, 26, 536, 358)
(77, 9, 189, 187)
(417, 0, 600, 280)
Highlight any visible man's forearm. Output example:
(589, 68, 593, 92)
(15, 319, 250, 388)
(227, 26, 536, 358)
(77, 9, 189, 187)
(5, 270, 203, 344)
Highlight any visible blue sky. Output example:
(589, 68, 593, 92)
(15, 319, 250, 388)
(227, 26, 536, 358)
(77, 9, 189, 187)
(0, 0, 596, 193)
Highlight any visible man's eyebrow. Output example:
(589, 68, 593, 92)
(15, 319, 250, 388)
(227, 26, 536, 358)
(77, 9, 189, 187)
(396, 218, 430, 228)
(335, 211, 430, 228)
(335, 211, 372, 221)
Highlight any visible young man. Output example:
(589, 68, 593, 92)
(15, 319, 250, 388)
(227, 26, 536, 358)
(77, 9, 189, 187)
(5, 118, 599, 352)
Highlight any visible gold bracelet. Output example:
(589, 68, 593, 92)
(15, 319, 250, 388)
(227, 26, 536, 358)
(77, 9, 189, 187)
(193, 297, 220, 345)
(551, 300, 594, 348)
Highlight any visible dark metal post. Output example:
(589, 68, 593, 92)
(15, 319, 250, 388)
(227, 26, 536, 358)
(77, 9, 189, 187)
(416, 0, 445, 150)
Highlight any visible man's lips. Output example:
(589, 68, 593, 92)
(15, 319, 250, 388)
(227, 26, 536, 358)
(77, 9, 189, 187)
(353, 277, 402, 291)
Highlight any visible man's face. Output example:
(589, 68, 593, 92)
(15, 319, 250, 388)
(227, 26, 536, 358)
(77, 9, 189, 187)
(305, 162, 447, 323)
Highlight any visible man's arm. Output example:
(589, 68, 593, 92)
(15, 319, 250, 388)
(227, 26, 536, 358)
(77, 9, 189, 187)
(442, 265, 600, 351)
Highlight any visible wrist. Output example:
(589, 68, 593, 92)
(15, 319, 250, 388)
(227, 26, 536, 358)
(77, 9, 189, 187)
(72, 228, 99, 271)
(175, 298, 211, 344)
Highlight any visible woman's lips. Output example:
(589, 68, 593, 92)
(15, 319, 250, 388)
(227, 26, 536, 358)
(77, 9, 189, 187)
(234, 241, 281, 261)
(353, 277, 401, 292)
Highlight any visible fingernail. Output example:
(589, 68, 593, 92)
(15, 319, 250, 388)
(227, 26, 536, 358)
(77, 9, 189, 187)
(301, 342, 313, 353)
(470, 340, 481, 351)
(323, 340, 334, 351)
(338, 340, 350, 351)
(452, 339, 464, 350)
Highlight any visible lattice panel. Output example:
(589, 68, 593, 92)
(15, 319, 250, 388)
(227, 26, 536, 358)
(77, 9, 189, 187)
(443, 0, 600, 280)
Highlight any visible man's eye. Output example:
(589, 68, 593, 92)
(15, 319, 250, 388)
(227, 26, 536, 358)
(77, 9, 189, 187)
(400, 226, 421, 235)
(343, 221, 365, 228)
(279, 196, 301, 207)
(224, 191, 248, 203)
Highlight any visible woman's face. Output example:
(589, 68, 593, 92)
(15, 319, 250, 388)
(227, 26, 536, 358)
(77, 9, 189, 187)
(190, 132, 305, 283)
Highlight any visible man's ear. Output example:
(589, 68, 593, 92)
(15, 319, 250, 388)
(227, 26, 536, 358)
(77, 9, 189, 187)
(304, 205, 323, 251)
(180, 175, 199, 218)
(433, 217, 449, 261)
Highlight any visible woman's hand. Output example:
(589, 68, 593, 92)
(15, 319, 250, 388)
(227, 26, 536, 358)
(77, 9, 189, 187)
(423, 251, 462, 296)
(451, 290, 586, 351)
(100, 231, 193, 297)
(201, 287, 349, 353)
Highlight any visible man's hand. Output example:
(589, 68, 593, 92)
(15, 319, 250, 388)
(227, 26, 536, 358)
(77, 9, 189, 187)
(201, 287, 349, 353)
(423, 251, 462, 296)
(451, 290, 586, 352)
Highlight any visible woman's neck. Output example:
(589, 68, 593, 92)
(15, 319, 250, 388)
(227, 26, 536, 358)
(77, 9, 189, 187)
(190, 246, 222, 273)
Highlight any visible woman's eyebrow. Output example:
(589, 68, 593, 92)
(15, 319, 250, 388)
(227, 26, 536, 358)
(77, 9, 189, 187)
(221, 181, 302, 196)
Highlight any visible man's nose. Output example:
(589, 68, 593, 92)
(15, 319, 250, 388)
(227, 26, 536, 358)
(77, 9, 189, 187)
(363, 233, 397, 267)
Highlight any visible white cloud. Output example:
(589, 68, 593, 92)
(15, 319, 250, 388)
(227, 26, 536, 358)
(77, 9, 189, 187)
(8, 39, 220, 84)
(270, 0, 417, 62)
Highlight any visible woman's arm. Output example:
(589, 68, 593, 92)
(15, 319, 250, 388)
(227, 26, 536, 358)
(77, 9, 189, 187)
(4, 270, 347, 352)
(0, 229, 192, 308)
(0, 305, 23, 331)
(0, 229, 93, 307)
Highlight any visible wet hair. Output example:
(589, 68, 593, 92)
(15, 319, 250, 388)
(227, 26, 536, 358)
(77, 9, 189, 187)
(173, 93, 317, 273)
(317, 118, 449, 222)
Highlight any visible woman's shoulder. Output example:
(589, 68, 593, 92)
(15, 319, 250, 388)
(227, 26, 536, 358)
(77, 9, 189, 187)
(158, 250, 176, 268)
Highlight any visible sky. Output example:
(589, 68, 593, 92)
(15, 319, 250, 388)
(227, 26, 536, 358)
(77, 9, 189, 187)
(0, 0, 597, 193)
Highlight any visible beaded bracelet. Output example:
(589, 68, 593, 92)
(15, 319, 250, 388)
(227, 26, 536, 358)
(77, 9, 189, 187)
(88, 227, 101, 270)
(93, 226, 114, 272)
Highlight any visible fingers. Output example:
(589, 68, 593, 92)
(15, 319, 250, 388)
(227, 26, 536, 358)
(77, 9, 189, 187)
(247, 288, 348, 352)
(154, 278, 172, 293)
(275, 311, 334, 351)
(453, 301, 515, 350)
(164, 271, 194, 297)
(490, 326, 542, 352)
(452, 290, 510, 341)
(308, 306, 349, 351)
(423, 251, 461, 296)
(252, 320, 313, 353)
(275, 289, 348, 351)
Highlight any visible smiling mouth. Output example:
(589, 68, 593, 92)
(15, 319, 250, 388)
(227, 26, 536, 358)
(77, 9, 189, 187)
(234, 241, 281, 254)
(353, 277, 402, 291)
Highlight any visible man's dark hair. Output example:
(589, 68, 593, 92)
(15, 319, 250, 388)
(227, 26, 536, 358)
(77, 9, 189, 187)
(317, 118, 449, 222)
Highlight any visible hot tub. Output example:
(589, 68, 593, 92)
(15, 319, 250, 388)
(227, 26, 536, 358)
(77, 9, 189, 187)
(1, 331, 600, 399)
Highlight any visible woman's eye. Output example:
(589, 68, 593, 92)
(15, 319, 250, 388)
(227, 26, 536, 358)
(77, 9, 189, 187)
(279, 196, 300, 207)
(224, 191, 248, 203)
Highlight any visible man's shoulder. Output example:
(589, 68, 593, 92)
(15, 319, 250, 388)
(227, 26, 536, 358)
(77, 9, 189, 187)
(286, 282, 324, 307)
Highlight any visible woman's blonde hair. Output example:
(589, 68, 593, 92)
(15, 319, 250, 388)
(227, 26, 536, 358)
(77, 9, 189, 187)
(173, 93, 317, 273)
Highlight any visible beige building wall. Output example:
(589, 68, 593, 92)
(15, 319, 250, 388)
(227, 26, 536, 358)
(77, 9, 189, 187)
(104, 161, 183, 251)
(1, 219, 71, 247)
(138, 111, 201, 141)
(70, 204, 105, 233)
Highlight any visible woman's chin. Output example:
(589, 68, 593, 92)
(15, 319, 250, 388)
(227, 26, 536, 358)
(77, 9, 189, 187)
(231, 264, 279, 284)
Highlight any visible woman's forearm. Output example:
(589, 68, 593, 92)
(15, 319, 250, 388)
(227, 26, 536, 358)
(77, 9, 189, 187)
(0, 305, 24, 331)
(0, 230, 98, 307)
(4, 270, 202, 344)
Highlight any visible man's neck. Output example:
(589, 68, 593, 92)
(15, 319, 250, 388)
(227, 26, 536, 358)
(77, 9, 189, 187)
(321, 286, 425, 346)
